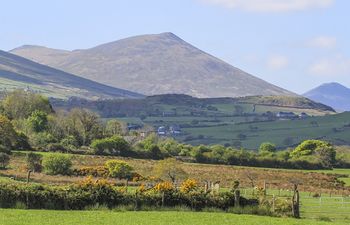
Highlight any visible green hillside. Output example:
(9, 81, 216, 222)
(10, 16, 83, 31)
(0, 50, 143, 99)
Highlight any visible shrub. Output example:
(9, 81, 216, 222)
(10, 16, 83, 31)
(0, 152, 10, 169)
(45, 143, 68, 153)
(25, 152, 42, 172)
(60, 135, 79, 150)
(259, 142, 276, 155)
(29, 132, 57, 150)
(91, 136, 130, 156)
(42, 154, 72, 175)
(105, 160, 133, 180)
(180, 179, 198, 193)
(0, 182, 260, 212)
(73, 166, 109, 177)
(154, 181, 175, 193)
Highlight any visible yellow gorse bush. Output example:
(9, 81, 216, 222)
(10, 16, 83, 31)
(154, 181, 174, 192)
(180, 179, 198, 193)
(137, 183, 146, 193)
(78, 176, 113, 189)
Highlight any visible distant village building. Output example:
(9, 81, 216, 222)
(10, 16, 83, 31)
(157, 126, 167, 135)
(299, 112, 309, 119)
(169, 124, 181, 135)
(276, 112, 298, 120)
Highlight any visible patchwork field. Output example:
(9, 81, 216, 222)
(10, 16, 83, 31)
(112, 112, 350, 149)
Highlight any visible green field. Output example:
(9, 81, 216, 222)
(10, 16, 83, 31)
(0, 209, 347, 225)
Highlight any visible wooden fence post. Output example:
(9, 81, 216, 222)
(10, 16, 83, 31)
(292, 184, 300, 218)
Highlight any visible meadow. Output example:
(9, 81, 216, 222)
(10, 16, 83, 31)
(0, 209, 348, 225)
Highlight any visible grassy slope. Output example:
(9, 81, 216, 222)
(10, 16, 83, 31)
(0, 210, 346, 225)
(176, 112, 350, 149)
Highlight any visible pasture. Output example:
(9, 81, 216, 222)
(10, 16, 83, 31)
(113, 112, 350, 149)
(0, 209, 348, 225)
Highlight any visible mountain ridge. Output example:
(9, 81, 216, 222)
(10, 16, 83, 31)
(11, 32, 296, 98)
(0, 50, 143, 99)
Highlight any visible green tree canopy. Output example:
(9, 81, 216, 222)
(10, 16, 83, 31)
(2, 90, 52, 120)
(259, 142, 277, 155)
(27, 110, 48, 133)
(291, 140, 336, 168)
(91, 136, 130, 156)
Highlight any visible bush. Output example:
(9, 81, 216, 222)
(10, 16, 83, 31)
(259, 142, 276, 155)
(0, 182, 258, 212)
(73, 166, 109, 177)
(105, 160, 134, 180)
(42, 154, 72, 175)
(0, 152, 10, 169)
(91, 136, 130, 156)
(45, 143, 68, 153)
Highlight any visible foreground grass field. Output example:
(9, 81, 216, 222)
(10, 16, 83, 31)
(0, 209, 347, 225)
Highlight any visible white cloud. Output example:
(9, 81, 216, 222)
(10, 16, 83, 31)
(200, 0, 334, 12)
(307, 36, 337, 49)
(267, 55, 289, 70)
(308, 55, 350, 77)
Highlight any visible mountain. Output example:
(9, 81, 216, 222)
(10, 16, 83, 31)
(303, 82, 350, 112)
(0, 50, 143, 99)
(11, 32, 295, 98)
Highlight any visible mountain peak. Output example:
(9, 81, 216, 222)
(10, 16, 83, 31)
(10, 33, 295, 98)
(156, 32, 181, 39)
(304, 82, 350, 112)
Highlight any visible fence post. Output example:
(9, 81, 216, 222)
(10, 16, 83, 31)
(292, 184, 300, 218)
(272, 194, 275, 213)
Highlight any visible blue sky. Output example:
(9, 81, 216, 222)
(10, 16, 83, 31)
(1, 0, 349, 94)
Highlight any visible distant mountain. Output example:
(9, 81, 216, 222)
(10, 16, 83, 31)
(0, 50, 143, 99)
(303, 82, 350, 112)
(11, 32, 295, 98)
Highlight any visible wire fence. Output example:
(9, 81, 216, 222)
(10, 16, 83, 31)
(300, 196, 350, 221)
(239, 188, 350, 221)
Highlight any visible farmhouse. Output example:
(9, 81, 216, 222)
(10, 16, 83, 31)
(276, 112, 298, 120)
(157, 126, 167, 135)
(170, 124, 182, 135)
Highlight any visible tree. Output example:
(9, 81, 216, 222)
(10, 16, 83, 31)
(291, 140, 336, 168)
(105, 119, 126, 136)
(153, 158, 187, 183)
(148, 144, 163, 160)
(0, 153, 10, 169)
(2, 90, 52, 120)
(26, 152, 42, 172)
(43, 154, 72, 175)
(105, 160, 133, 180)
(66, 108, 102, 146)
(0, 115, 21, 151)
(259, 142, 277, 155)
(27, 110, 48, 132)
(90, 136, 130, 156)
